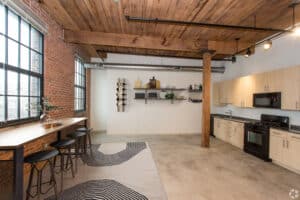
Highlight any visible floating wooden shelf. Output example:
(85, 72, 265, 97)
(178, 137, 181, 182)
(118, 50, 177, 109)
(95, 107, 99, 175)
(134, 88, 187, 91)
(134, 97, 186, 104)
(188, 89, 202, 93)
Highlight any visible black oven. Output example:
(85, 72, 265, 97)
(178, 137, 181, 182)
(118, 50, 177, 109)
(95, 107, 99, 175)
(244, 124, 270, 161)
(253, 92, 281, 109)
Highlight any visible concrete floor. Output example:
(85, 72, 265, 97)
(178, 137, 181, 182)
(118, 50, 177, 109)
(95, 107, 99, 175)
(93, 133, 300, 200)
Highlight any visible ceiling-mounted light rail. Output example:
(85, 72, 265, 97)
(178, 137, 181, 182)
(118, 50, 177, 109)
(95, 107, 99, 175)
(125, 16, 291, 33)
(84, 62, 225, 73)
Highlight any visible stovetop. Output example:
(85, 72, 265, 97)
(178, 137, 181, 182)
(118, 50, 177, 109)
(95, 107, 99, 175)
(247, 114, 290, 131)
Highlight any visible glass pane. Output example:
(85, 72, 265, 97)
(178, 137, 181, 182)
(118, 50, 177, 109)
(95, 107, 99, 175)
(20, 97, 29, 119)
(0, 4, 5, 34)
(8, 11, 19, 41)
(30, 77, 40, 96)
(0, 96, 4, 122)
(0, 35, 5, 64)
(20, 74, 28, 95)
(30, 97, 39, 117)
(31, 28, 42, 52)
(31, 51, 42, 73)
(21, 20, 29, 46)
(8, 39, 19, 67)
(7, 96, 18, 120)
(7, 70, 18, 95)
(20, 46, 29, 70)
(0, 68, 4, 94)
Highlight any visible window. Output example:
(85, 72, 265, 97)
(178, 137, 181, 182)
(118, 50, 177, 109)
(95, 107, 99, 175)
(74, 57, 86, 112)
(0, 4, 43, 125)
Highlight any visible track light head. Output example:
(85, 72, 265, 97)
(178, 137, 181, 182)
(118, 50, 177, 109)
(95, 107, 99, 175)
(244, 48, 252, 58)
(293, 26, 300, 36)
(232, 55, 237, 63)
(263, 40, 272, 50)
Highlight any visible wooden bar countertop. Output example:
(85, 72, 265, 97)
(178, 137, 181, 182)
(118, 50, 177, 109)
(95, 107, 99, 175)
(0, 117, 87, 149)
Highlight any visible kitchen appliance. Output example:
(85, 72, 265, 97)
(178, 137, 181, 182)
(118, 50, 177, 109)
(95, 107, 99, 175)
(244, 114, 289, 161)
(253, 92, 281, 109)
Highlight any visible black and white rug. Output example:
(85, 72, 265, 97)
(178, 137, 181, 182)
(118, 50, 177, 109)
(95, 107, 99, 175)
(46, 179, 148, 200)
(45, 142, 167, 200)
(82, 142, 147, 167)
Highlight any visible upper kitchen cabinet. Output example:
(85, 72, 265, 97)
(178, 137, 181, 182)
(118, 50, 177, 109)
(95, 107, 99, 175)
(252, 70, 282, 94)
(219, 80, 234, 105)
(232, 75, 254, 108)
(281, 66, 300, 110)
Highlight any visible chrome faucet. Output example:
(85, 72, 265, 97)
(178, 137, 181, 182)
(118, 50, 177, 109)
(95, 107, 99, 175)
(225, 109, 233, 118)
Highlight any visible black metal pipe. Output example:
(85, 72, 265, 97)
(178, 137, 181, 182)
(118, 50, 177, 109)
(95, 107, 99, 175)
(125, 16, 291, 33)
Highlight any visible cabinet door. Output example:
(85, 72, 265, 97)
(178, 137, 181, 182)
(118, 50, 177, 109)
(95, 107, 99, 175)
(219, 80, 233, 104)
(253, 72, 268, 93)
(287, 134, 300, 171)
(213, 83, 220, 106)
(281, 66, 300, 110)
(214, 118, 221, 139)
(267, 69, 283, 92)
(269, 129, 285, 163)
(230, 122, 244, 149)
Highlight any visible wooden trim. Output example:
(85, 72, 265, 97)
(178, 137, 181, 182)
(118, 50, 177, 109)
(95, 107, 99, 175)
(64, 30, 253, 55)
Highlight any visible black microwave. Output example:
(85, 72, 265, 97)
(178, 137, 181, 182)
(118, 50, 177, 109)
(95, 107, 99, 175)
(253, 92, 281, 109)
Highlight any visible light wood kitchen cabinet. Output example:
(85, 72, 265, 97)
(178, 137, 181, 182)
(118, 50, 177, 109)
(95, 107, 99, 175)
(213, 65, 300, 111)
(229, 122, 245, 149)
(214, 117, 244, 149)
(288, 133, 300, 172)
(281, 66, 300, 110)
(270, 128, 300, 173)
(219, 80, 234, 105)
(232, 76, 254, 108)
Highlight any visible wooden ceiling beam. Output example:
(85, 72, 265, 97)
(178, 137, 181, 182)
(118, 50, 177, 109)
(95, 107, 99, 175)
(64, 30, 253, 55)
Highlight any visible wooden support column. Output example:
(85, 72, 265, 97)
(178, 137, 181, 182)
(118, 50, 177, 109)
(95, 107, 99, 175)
(201, 51, 212, 147)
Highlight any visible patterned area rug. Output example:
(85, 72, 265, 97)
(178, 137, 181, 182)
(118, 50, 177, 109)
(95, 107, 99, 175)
(46, 179, 148, 200)
(82, 142, 147, 166)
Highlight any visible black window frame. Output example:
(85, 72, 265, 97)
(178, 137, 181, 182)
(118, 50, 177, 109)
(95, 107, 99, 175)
(0, 4, 44, 127)
(74, 57, 86, 112)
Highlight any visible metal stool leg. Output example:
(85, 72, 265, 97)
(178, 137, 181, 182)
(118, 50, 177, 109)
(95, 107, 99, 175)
(60, 153, 64, 192)
(26, 165, 35, 200)
(49, 159, 58, 199)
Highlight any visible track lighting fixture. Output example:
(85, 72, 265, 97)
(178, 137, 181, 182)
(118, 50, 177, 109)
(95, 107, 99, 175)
(244, 48, 251, 57)
(291, 2, 300, 36)
(293, 26, 300, 36)
(263, 40, 272, 50)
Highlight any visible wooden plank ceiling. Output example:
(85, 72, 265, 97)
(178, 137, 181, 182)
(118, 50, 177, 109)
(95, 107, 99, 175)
(40, 0, 300, 59)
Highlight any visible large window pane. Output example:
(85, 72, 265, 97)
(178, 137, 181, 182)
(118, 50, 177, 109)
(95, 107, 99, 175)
(0, 35, 5, 64)
(21, 20, 29, 46)
(31, 51, 42, 73)
(20, 74, 28, 96)
(7, 96, 18, 120)
(7, 70, 18, 95)
(8, 11, 19, 41)
(20, 97, 29, 119)
(0, 96, 4, 122)
(8, 39, 19, 67)
(31, 28, 42, 52)
(0, 68, 4, 95)
(30, 77, 40, 96)
(30, 97, 39, 117)
(0, 4, 5, 34)
(20, 46, 29, 70)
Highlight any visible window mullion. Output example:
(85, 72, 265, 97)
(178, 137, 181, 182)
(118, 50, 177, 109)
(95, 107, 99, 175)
(17, 15, 21, 120)
(4, 5, 8, 121)
(28, 23, 31, 117)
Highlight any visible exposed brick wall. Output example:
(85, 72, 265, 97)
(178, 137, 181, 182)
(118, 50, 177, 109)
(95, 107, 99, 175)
(0, 0, 91, 193)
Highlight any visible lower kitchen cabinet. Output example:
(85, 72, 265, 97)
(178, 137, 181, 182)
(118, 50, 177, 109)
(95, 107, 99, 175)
(270, 129, 300, 173)
(213, 117, 244, 149)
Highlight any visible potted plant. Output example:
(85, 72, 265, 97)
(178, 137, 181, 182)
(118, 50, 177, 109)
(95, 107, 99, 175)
(29, 97, 61, 129)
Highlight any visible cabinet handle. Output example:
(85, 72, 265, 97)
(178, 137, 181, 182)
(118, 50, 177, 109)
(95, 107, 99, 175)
(282, 140, 285, 148)
(296, 101, 299, 109)
(286, 140, 289, 149)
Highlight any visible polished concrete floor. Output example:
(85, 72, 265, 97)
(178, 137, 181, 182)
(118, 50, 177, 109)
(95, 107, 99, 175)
(93, 133, 300, 200)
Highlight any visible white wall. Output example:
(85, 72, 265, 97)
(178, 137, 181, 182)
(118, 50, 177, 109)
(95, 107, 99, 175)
(90, 54, 223, 134)
(213, 34, 300, 125)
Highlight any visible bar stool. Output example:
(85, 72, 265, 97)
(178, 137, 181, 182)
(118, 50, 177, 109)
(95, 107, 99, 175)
(51, 139, 76, 191)
(24, 149, 59, 200)
(76, 127, 93, 155)
(67, 131, 87, 172)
